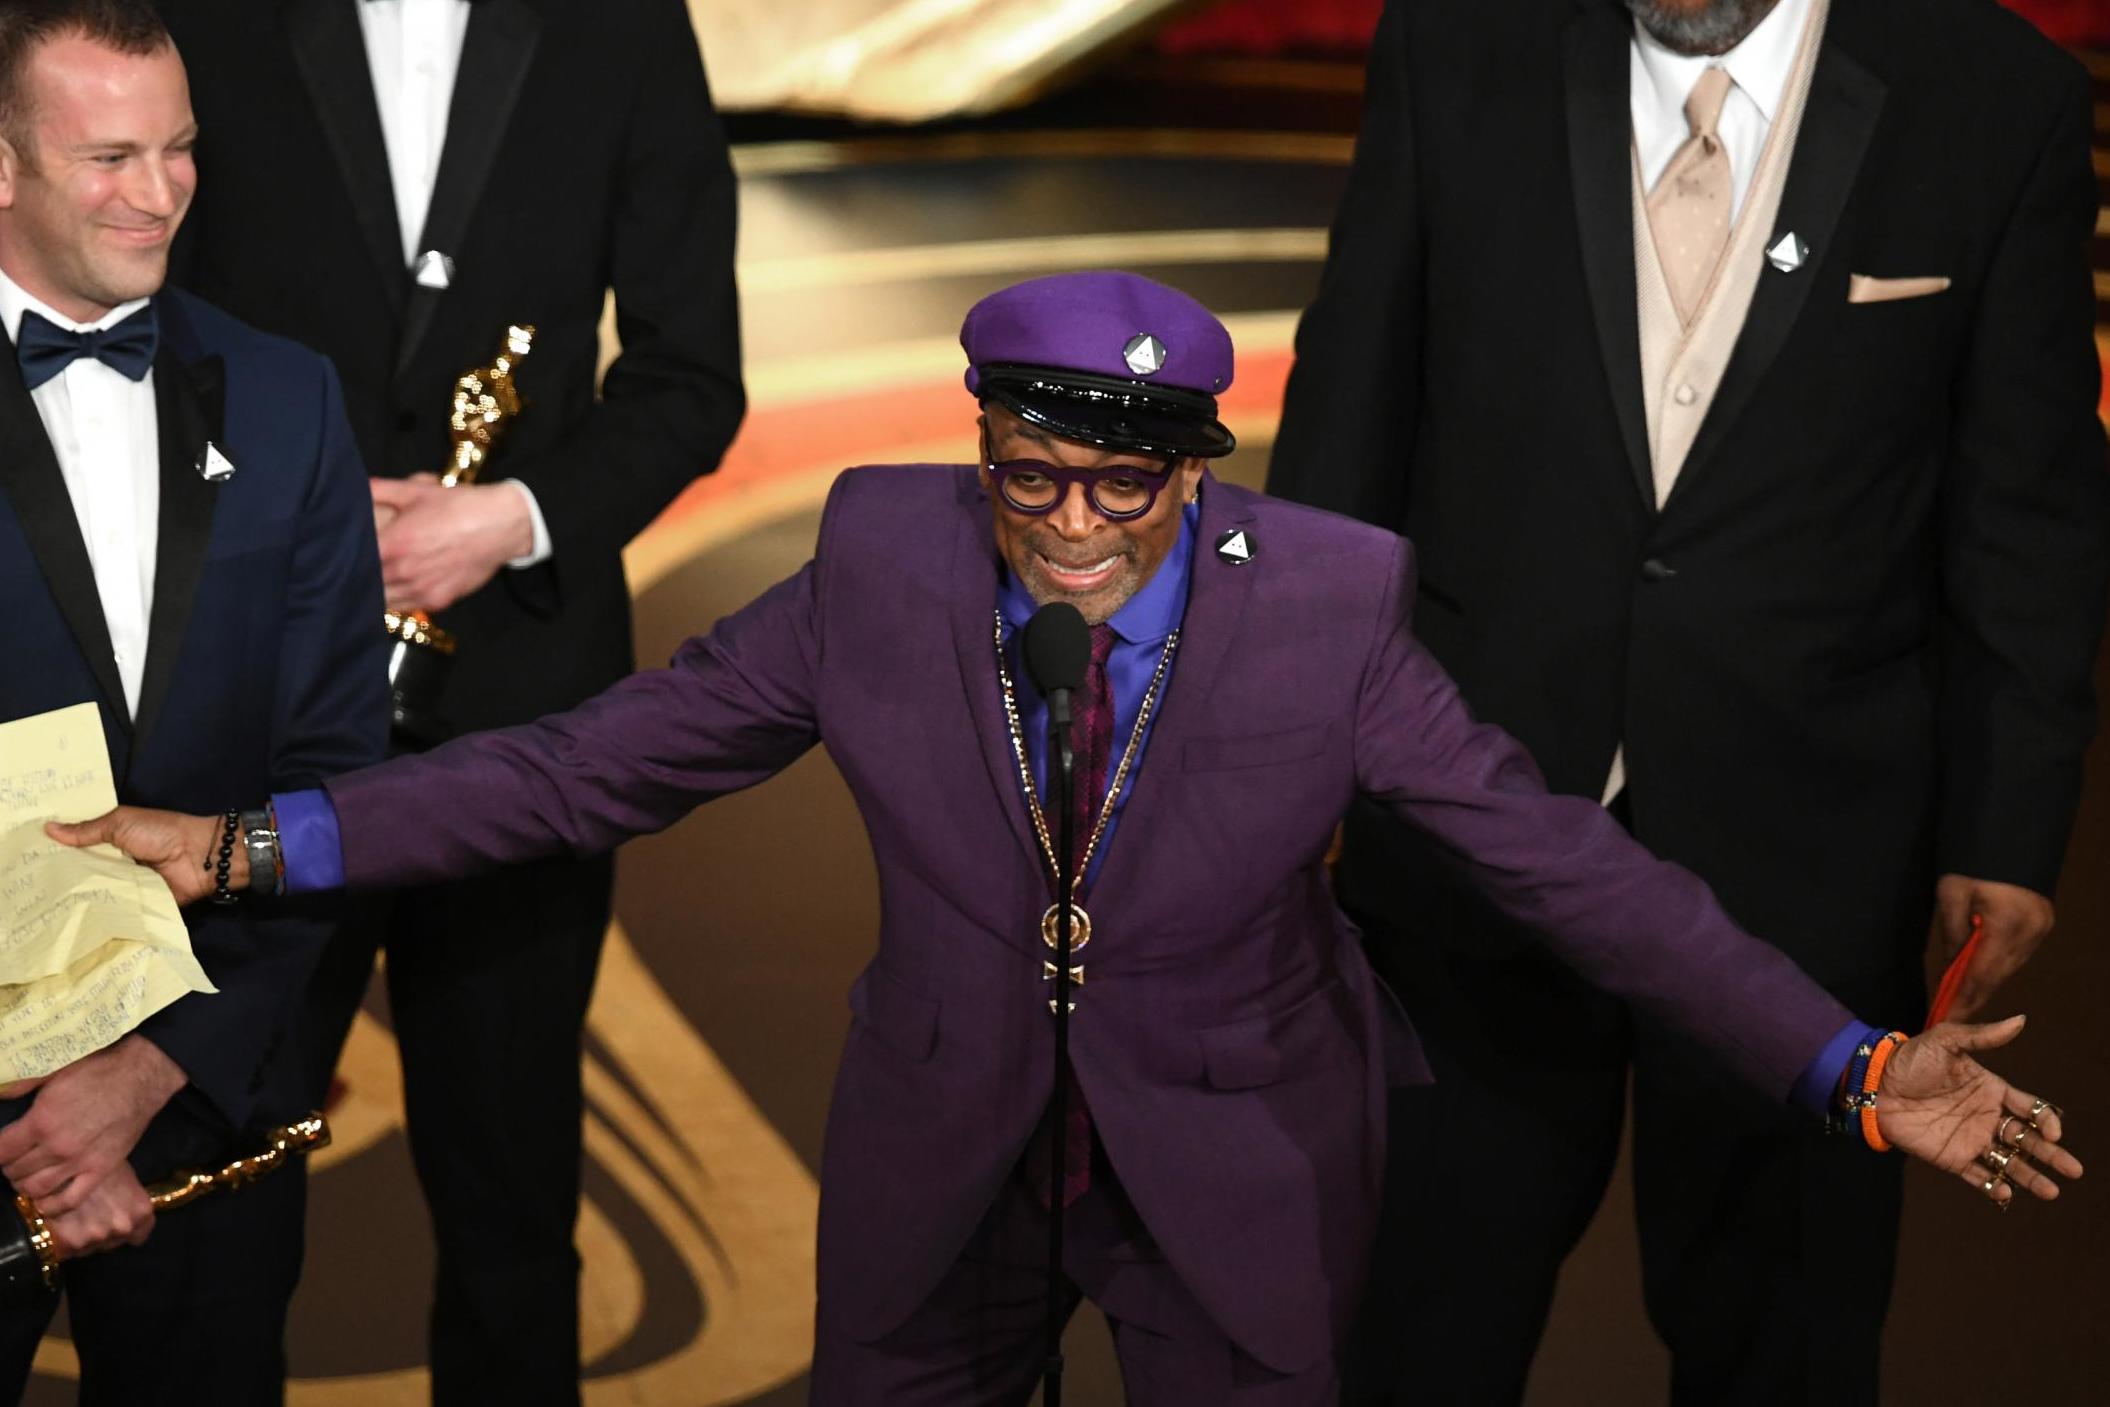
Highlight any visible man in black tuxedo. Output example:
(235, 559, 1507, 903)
(163, 1, 744, 1399)
(1269, 0, 2109, 1401)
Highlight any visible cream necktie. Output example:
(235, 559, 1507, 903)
(1647, 66, 1735, 327)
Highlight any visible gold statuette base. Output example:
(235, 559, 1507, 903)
(10, 1193, 56, 1290)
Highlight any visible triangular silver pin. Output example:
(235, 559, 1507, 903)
(413, 249, 456, 290)
(198, 441, 236, 483)
(1215, 528, 1253, 565)
(1766, 231, 1809, 273)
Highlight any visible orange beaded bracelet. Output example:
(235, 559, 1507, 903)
(1858, 1031, 1908, 1152)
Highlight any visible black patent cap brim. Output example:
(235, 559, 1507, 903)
(979, 368, 1237, 459)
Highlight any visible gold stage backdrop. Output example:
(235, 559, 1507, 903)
(687, 0, 1192, 119)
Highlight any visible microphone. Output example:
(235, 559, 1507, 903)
(1022, 602, 1089, 734)
(1018, 600, 1089, 1407)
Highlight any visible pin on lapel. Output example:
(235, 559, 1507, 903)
(413, 250, 455, 291)
(1766, 231, 1809, 273)
(197, 441, 236, 483)
(1215, 528, 1254, 565)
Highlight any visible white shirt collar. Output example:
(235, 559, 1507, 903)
(1632, 0, 1815, 131)
(0, 263, 152, 345)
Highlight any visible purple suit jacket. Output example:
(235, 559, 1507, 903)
(325, 465, 1852, 1371)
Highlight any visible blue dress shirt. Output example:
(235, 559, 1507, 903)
(998, 501, 1197, 897)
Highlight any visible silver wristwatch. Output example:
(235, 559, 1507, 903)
(238, 807, 283, 897)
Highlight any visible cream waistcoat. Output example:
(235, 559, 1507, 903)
(1603, 0, 1830, 804)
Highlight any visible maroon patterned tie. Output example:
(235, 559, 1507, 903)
(1031, 623, 1115, 1207)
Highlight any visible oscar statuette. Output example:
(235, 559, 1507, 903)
(0, 1115, 330, 1307)
(384, 323, 536, 743)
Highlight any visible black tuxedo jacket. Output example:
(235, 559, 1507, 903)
(0, 291, 387, 1147)
(167, 0, 745, 731)
(1270, 0, 2110, 984)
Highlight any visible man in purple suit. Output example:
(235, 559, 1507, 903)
(54, 272, 2079, 1403)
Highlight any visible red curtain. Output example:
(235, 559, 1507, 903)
(1154, 0, 1381, 56)
(1156, 0, 2108, 56)
(2003, 0, 2110, 46)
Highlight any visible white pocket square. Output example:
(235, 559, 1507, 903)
(1847, 274, 1950, 304)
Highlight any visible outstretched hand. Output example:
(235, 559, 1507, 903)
(1878, 1016, 2081, 1208)
(45, 807, 228, 907)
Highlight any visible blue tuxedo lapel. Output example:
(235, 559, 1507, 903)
(0, 317, 128, 728)
(131, 298, 227, 776)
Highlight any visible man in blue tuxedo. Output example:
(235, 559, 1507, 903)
(0, 3, 386, 1400)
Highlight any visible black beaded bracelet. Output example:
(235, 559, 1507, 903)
(204, 809, 240, 906)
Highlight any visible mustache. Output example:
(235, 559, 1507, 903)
(1021, 530, 1135, 570)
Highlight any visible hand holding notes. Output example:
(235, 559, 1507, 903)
(0, 704, 215, 1088)
(43, 805, 230, 909)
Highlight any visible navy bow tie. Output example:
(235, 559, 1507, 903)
(16, 305, 158, 391)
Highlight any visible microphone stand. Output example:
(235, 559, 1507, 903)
(1043, 687, 1076, 1407)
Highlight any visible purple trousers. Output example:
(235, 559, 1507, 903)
(811, 1144, 1338, 1405)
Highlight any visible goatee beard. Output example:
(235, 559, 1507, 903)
(1624, 0, 1781, 56)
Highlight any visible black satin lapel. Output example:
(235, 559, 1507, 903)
(285, 0, 406, 301)
(1669, 38, 1886, 508)
(130, 343, 225, 770)
(394, 0, 542, 381)
(949, 492, 1043, 875)
(1563, 5, 1655, 509)
(0, 337, 126, 724)
(1087, 478, 1256, 907)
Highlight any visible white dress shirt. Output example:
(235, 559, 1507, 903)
(0, 269, 160, 717)
(357, 0, 551, 566)
(1630, 0, 1816, 222)
(356, 0, 473, 267)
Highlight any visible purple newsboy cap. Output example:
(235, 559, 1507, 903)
(960, 271, 1237, 459)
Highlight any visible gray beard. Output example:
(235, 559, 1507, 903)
(1624, 0, 1781, 55)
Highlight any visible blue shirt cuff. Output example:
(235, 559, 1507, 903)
(1791, 1020, 1887, 1115)
(271, 788, 345, 895)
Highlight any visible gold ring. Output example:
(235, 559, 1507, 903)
(1979, 1146, 2016, 1175)
(2028, 1098, 2063, 1124)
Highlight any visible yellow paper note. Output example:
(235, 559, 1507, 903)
(0, 702, 213, 1083)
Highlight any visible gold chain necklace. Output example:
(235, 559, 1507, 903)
(992, 609, 1180, 997)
